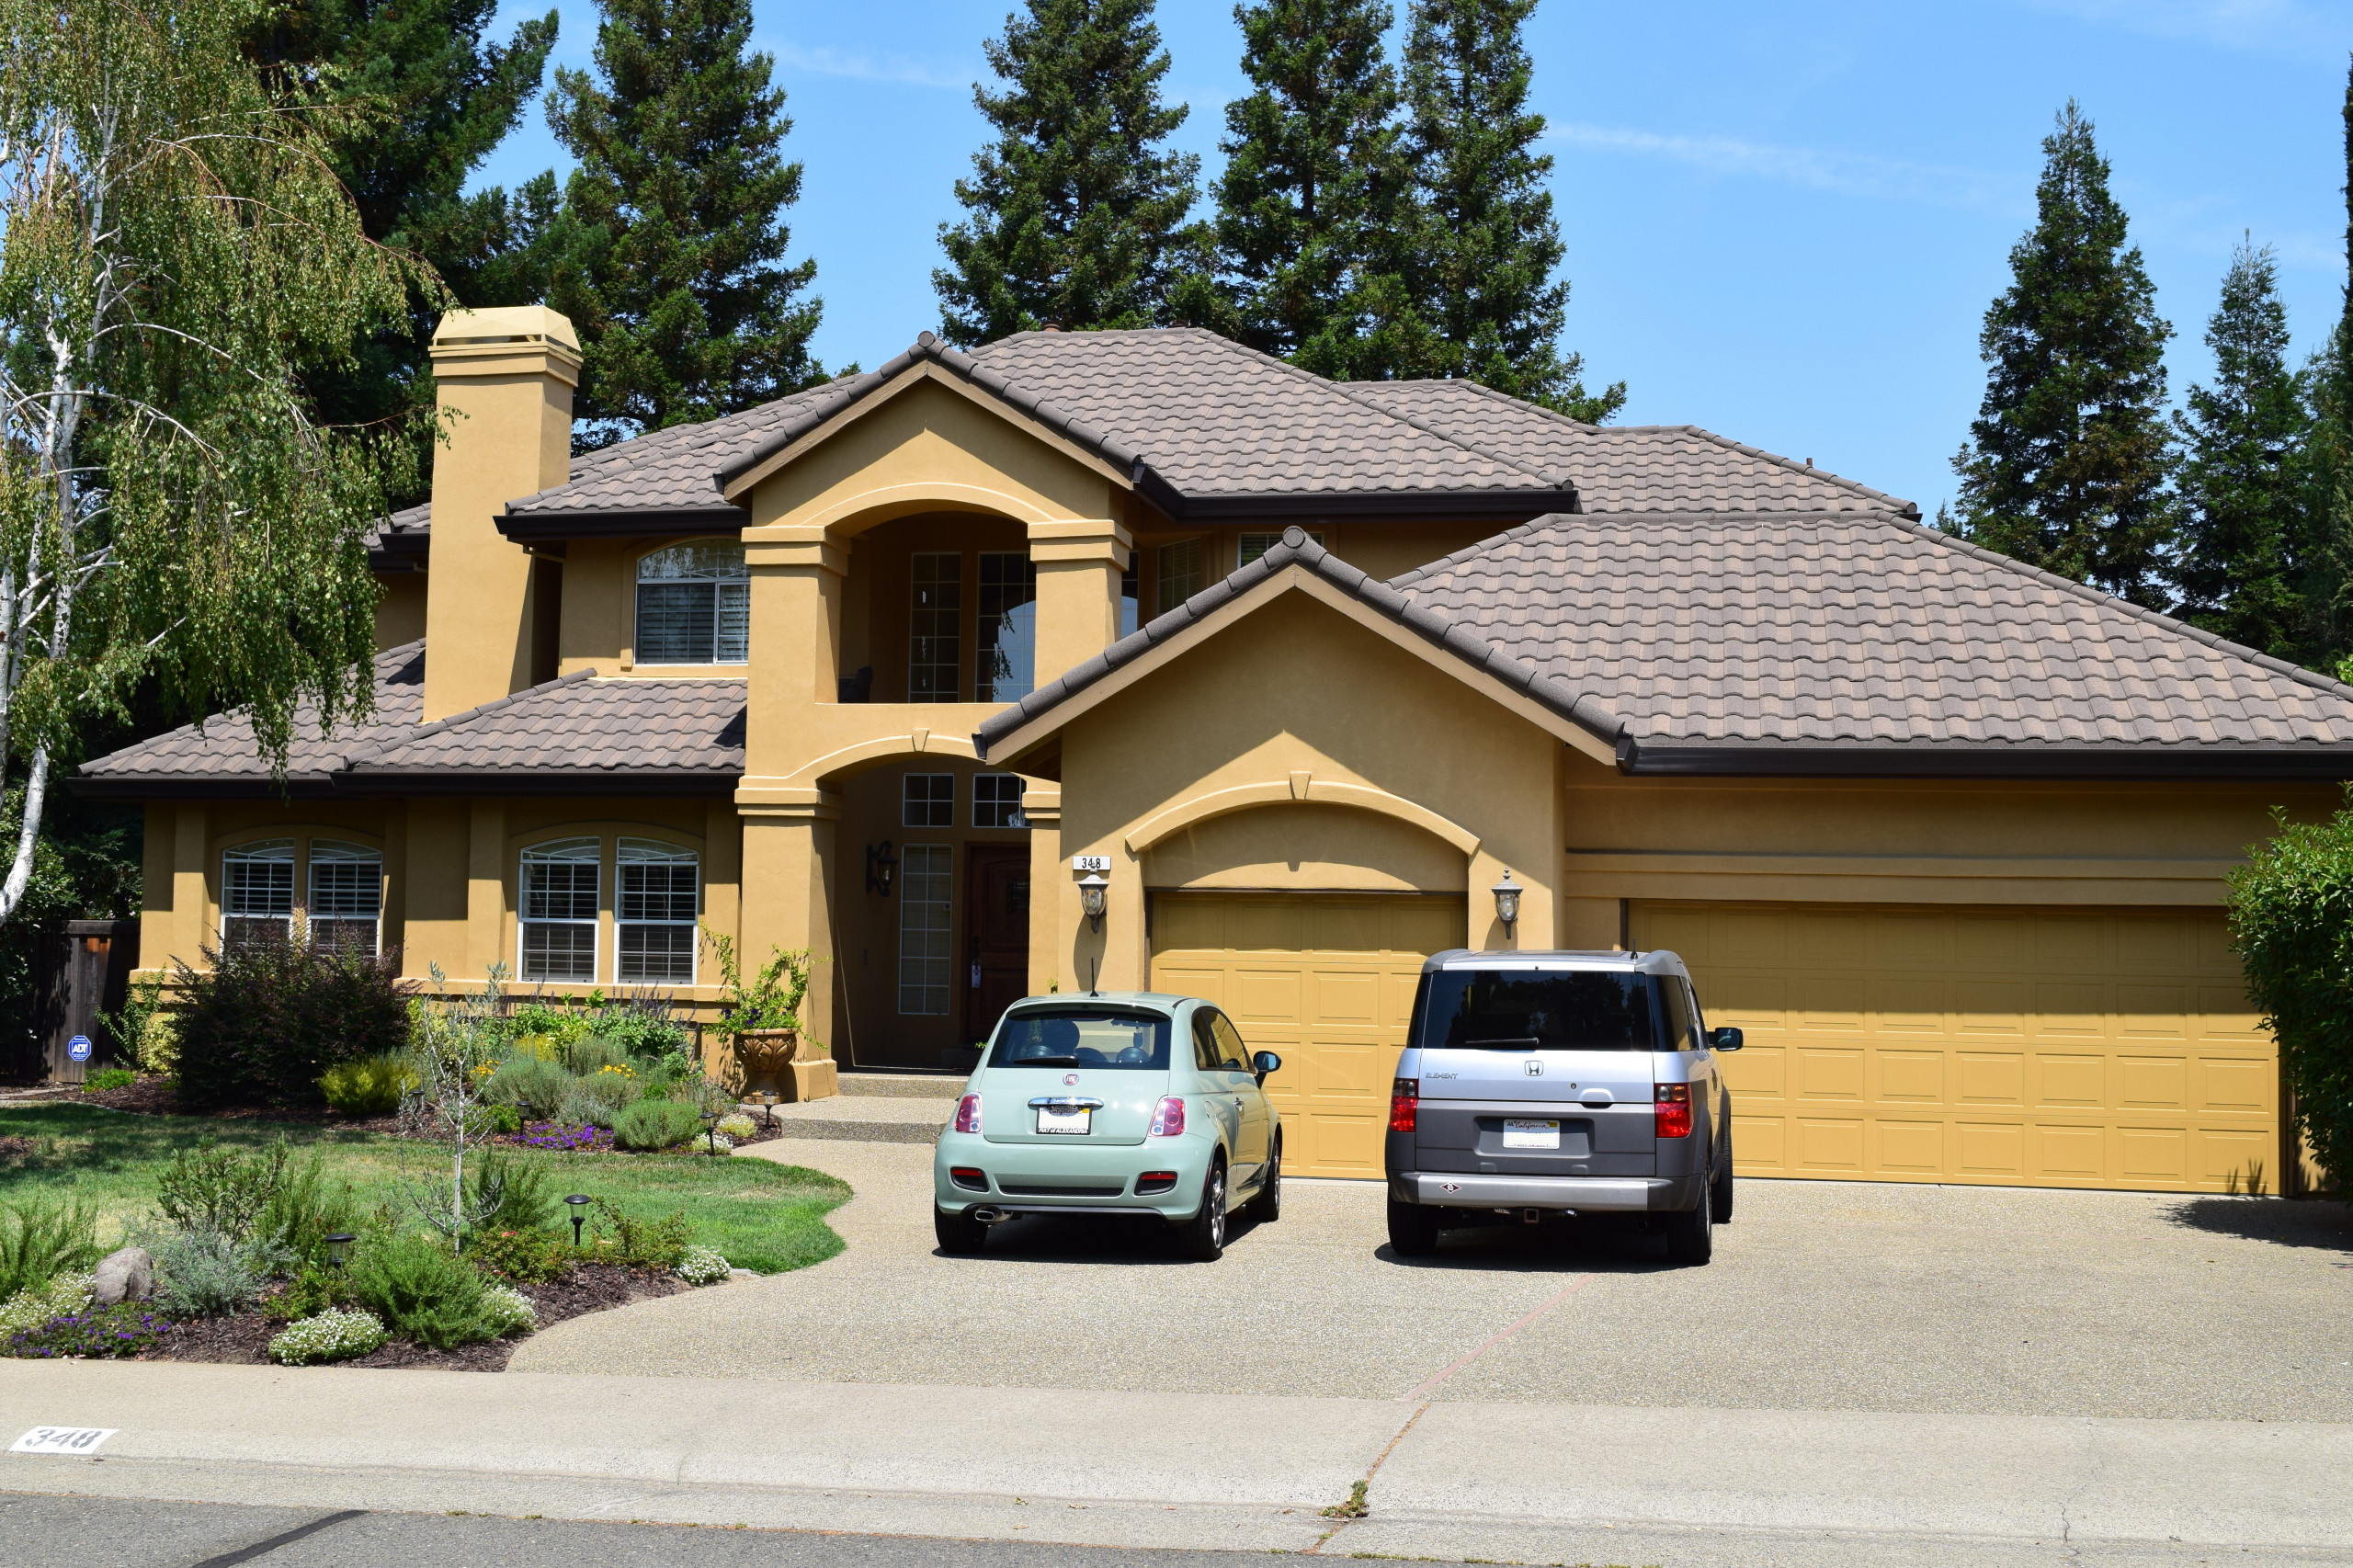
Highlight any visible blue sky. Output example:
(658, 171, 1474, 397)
(470, 0, 2353, 519)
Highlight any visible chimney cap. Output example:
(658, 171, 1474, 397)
(431, 305, 581, 354)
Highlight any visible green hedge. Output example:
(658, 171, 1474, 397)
(2227, 801, 2353, 1192)
(175, 931, 410, 1109)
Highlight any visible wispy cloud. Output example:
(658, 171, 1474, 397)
(1548, 123, 2019, 212)
(770, 41, 972, 90)
(2017, 0, 2344, 56)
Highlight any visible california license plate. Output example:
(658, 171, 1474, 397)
(1036, 1107, 1091, 1135)
(1502, 1118, 1560, 1150)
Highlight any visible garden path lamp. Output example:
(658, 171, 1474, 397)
(1078, 871, 1109, 933)
(324, 1233, 355, 1268)
(702, 1110, 719, 1156)
(1491, 870, 1522, 942)
(564, 1194, 591, 1248)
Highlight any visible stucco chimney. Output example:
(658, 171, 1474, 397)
(421, 306, 582, 722)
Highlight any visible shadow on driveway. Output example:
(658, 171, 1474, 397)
(2160, 1194, 2353, 1254)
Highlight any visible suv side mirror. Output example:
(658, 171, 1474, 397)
(1710, 1027, 1744, 1052)
(1252, 1051, 1282, 1081)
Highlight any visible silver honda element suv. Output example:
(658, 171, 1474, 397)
(1383, 949, 1741, 1264)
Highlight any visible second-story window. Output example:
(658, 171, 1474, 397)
(910, 551, 961, 700)
(904, 773, 953, 828)
(638, 541, 749, 665)
(973, 773, 1027, 828)
(976, 551, 1037, 701)
(1156, 539, 1204, 613)
(1239, 530, 1321, 566)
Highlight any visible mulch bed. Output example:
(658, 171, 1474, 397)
(137, 1263, 688, 1373)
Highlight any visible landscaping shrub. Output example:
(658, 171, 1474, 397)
(466, 1153, 556, 1234)
(0, 1273, 94, 1338)
(174, 929, 411, 1108)
(257, 1148, 363, 1266)
(346, 1231, 494, 1348)
(0, 1198, 101, 1300)
(267, 1261, 354, 1322)
(268, 1308, 385, 1365)
(513, 1121, 612, 1152)
(2230, 800, 2353, 1190)
(676, 1244, 730, 1286)
(557, 1083, 625, 1130)
(714, 1113, 757, 1141)
(565, 1036, 633, 1076)
(588, 1199, 690, 1270)
(319, 1052, 415, 1116)
(614, 1097, 702, 1151)
(83, 1067, 135, 1093)
(468, 1226, 569, 1282)
(485, 1054, 572, 1119)
(155, 1137, 288, 1244)
(151, 1227, 277, 1318)
(478, 1284, 537, 1337)
(6, 1303, 173, 1359)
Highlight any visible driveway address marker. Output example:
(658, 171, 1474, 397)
(10, 1426, 115, 1455)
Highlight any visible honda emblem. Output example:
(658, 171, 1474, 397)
(1524, 1060, 1543, 1076)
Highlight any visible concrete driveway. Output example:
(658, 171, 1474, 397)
(510, 1136, 2353, 1422)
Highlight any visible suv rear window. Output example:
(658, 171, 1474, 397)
(991, 1008, 1172, 1070)
(1414, 970, 1660, 1051)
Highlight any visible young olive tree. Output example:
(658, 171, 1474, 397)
(402, 962, 515, 1251)
(0, 0, 426, 925)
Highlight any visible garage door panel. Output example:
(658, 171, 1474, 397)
(1633, 901, 2276, 1194)
(1150, 892, 1463, 1179)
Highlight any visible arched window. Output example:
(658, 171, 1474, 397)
(520, 838, 600, 982)
(309, 840, 383, 954)
(222, 839, 295, 946)
(617, 838, 699, 984)
(637, 541, 749, 665)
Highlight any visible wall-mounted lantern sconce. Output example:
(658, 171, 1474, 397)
(1077, 871, 1109, 933)
(865, 840, 897, 897)
(1491, 870, 1522, 940)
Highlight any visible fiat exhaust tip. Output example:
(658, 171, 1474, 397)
(969, 1206, 1009, 1224)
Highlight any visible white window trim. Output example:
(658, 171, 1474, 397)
(616, 837, 699, 986)
(635, 540, 750, 666)
(221, 838, 295, 945)
(306, 838, 383, 956)
(519, 837, 603, 983)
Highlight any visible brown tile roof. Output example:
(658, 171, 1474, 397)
(74, 648, 745, 797)
(1337, 379, 1914, 515)
(76, 642, 428, 795)
(979, 523, 2353, 777)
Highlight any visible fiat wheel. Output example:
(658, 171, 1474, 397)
(1249, 1139, 1281, 1223)
(1176, 1161, 1227, 1260)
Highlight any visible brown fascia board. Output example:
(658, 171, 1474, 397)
(1616, 737, 2353, 780)
(333, 768, 740, 796)
(68, 773, 347, 801)
(497, 505, 750, 542)
(1166, 488, 1580, 523)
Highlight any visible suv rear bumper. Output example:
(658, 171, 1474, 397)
(1390, 1172, 1702, 1213)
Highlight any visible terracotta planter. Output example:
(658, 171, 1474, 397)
(731, 1028, 798, 1098)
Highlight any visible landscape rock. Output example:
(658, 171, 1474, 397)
(91, 1245, 153, 1305)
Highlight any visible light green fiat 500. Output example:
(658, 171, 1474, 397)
(932, 993, 1282, 1261)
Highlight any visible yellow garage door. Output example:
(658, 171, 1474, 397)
(1150, 892, 1465, 1179)
(1631, 901, 2278, 1193)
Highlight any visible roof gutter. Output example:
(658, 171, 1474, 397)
(497, 506, 751, 542)
(1154, 488, 1581, 523)
(1617, 739, 2353, 781)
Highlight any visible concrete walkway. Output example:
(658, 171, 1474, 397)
(4, 1358, 2349, 1566)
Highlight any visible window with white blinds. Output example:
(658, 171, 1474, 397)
(618, 839, 698, 984)
(222, 840, 295, 947)
(520, 839, 600, 982)
(307, 840, 382, 954)
(637, 541, 749, 665)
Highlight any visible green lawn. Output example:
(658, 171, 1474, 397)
(0, 1103, 850, 1275)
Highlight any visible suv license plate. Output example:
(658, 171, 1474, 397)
(1502, 1119, 1560, 1150)
(1036, 1107, 1091, 1135)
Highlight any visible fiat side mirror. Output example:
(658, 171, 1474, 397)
(1710, 1027, 1744, 1051)
(1252, 1051, 1282, 1082)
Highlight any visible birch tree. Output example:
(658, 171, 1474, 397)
(0, 0, 423, 928)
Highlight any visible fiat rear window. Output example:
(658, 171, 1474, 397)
(1414, 970, 1660, 1051)
(991, 1008, 1172, 1070)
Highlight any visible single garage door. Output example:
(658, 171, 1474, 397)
(1631, 901, 2278, 1193)
(1150, 892, 1465, 1178)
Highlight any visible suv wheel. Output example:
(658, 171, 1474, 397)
(1249, 1140, 1281, 1223)
(1387, 1199, 1440, 1257)
(1665, 1174, 1712, 1265)
(934, 1206, 987, 1255)
(1176, 1162, 1227, 1260)
(1711, 1118, 1734, 1224)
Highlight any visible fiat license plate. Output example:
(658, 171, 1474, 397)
(1502, 1118, 1560, 1150)
(1036, 1106, 1091, 1136)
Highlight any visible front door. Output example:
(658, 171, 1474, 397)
(963, 846, 1031, 1045)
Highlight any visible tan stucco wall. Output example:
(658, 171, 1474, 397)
(1141, 802, 1469, 892)
(1051, 590, 1562, 994)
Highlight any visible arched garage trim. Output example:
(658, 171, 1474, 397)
(1122, 778, 1480, 858)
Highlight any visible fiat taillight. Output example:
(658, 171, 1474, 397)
(1390, 1077, 1418, 1132)
(1654, 1082, 1692, 1139)
(1149, 1096, 1186, 1137)
(953, 1093, 982, 1134)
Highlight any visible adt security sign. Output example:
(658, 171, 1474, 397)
(65, 1034, 92, 1062)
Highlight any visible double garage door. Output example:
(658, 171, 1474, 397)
(1151, 892, 2277, 1192)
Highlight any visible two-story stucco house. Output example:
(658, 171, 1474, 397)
(79, 305, 2353, 1191)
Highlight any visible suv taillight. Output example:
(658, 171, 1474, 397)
(1149, 1096, 1186, 1137)
(1390, 1077, 1418, 1132)
(953, 1093, 982, 1134)
(1654, 1082, 1692, 1139)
